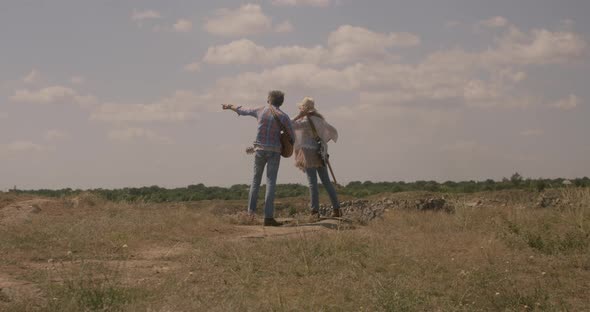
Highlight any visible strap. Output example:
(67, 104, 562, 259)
(269, 105, 293, 142)
(308, 115, 328, 167)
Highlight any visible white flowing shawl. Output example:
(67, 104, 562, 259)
(293, 115, 338, 150)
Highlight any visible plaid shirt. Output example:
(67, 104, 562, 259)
(236, 105, 295, 153)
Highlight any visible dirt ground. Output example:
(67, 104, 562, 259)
(1, 190, 588, 311)
(0, 195, 359, 310)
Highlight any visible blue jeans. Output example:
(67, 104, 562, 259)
(248, 150, 281, 218)
(306, 166, 340, 212)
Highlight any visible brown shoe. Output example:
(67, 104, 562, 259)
(331, 209, 342, 218)
(263, 218, 283, 227)
(310, 210, 320, 221)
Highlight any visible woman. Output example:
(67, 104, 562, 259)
(292, 97, 341, 217)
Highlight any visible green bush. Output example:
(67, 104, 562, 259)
(10, 176, 590, 203)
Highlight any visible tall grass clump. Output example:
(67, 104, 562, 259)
(43, 260, 144, 312)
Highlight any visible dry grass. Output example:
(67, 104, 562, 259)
(0, 189, 588, 311)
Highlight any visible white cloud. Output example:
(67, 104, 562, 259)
(206, 26, 578, 110)
(184, 62, 201, 72)
(0, 141, 46, 153)
(202, 26, 420, 66)
(496, 68, 527, 83)
(445, 21, 461, 29)
(91, 90, 213, 123)
(275, 20, 294, 33)
(479, 16, 509, 28)
(550, 94, 579, 110)
(327, 25, 420, 63)
(463, 79, 501, 101)
(212, 56, 476, 105)
(70, 76, 85, 84)
(213, 63, 360, 102)
(203, 39, 325, 65)
(23, 69, 40, 84)
(520, 129, 544, 137)
(271, 0, 332, 6)
(131, 9, 161, 25)
(204, 4, 273, 37)
(94, 23, 586, 130)
(173, 19, 193, 32)
(208, 60, 467, 106)
(44, 130, 68, 141)
(214, 31, 580, 108)
(108, 128, 172, 144)
(483, 27, 587, 65)
(10, 85, 97, 107)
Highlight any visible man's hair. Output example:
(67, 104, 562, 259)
(268, 90, 285, 107)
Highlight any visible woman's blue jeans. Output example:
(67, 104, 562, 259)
(306, 166, 340, 212)
(248, 150, 281, 218)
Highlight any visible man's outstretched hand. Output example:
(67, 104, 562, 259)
(293, 111, 308, 121)
(221, 104, 234, 110)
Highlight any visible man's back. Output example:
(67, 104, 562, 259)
(236, 105, 294, 152)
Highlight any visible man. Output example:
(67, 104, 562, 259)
(222, 90, 295, 226)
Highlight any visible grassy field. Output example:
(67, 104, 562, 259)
(0, 189, 588, 311)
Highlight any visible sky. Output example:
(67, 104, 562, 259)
(1, 0, 589, 190)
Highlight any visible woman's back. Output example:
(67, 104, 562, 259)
(293, 114, 338, 150)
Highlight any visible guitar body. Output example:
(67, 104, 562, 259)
(269, 105, 294, 158)
(280, 130, 294, 158)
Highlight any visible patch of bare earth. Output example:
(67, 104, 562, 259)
(0, 199, 60, 226)
(0, 271, 42, 308)
(235, 218, 355, 240)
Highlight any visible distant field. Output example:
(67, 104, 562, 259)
(1, 189, 588, 311)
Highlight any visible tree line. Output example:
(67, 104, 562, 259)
(7, 174, 590, 203)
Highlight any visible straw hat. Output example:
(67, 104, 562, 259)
(297, 97, 316, 113)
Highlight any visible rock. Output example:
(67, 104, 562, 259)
(320, 199, 386, 224)
(30, 204, 42, 213)
(317, 195, 455, 223)
(415, 197, 453, 212)
(538, 194, 560, 208)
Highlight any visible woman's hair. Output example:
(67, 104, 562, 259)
(297, 97, 325, 119)
(268, 90, 285, 107)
